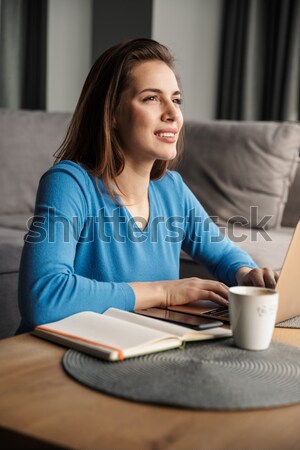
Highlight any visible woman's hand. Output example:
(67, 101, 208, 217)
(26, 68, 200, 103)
(236, 267, 279, 289)
(160, 278, 229, 308)
(130, 278, 229, 311)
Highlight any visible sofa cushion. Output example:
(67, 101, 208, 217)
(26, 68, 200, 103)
(0, 213, 32, 231)
(179, 121, 300, 229)
(180, 225, 294, 276)
(0, 109, 72, 215)
(223, 225, 294, 270)
(282, 160, 300, 227)
(0, 227, 26, 273)
(0, 272, 21, 339)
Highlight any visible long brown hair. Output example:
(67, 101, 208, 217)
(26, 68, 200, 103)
(54, 38, 184, 199)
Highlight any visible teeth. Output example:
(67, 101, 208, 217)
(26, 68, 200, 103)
(157, 132, 175, 137)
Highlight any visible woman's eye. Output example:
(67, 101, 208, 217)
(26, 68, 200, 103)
(144, 96, 158, 102)
(173, 98, 183, 105)
(143, 96, 182, 105)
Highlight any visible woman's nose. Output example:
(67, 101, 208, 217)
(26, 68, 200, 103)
(161, 101, 179, 122)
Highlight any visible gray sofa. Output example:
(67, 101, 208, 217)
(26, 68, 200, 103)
(0, 109, 299, 339)
(178, 120, 300, 279)
(0, 109, 72, 339)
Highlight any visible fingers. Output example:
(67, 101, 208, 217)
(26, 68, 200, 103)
(198, 280, 229, 301)
(163, 278, 230, 308)
(262, 268, 277, 289)
(242, 268, 264, 287)
(189, 278, 229, 306)
(198, 289, 229, 306)
(240, 268, 278, 289)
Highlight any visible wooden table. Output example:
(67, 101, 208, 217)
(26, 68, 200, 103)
(1, 329, 300, 450)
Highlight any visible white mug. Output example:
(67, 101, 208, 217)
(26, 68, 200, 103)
(229, 286, 279, 351)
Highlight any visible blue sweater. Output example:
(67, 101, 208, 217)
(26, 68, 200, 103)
(18, 161, 256, 330)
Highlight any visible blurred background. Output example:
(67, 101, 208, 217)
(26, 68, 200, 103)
(0, 0, 299, 121)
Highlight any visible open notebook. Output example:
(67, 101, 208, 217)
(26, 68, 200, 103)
(32, 308, 232, 361)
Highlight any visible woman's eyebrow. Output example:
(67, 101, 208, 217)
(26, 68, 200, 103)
(138, 88, 181, 96)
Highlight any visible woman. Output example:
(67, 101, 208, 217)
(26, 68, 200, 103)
(18, 38, 278, 331)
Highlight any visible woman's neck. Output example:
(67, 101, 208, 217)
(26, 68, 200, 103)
(114, 163, 152, 230)
(115, 162, 152, 206)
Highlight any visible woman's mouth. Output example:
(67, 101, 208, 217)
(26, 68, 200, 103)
(155, 129, 177, 143)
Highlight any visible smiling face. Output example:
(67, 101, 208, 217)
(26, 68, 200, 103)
(114, 60, 184, 168)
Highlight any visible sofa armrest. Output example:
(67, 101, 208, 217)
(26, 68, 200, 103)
(282, 159, 300, 227)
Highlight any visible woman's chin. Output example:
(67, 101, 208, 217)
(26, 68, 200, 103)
(159, 147, 177, 161)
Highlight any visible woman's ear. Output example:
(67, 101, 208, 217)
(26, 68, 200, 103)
(112, 108, 120, 129)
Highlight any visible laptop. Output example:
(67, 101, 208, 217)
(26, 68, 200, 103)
(168, 221, 300, 325)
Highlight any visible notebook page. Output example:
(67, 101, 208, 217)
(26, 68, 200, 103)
(36, 311, 176, 351)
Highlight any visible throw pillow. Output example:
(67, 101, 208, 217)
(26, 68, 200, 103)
(178, 121, 300, 229)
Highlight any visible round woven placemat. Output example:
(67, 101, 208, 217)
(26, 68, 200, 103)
(62, 338, 300, 410)
(277, 315, 300, 328)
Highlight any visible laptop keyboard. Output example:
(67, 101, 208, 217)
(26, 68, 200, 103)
(204, 306, 230, 320)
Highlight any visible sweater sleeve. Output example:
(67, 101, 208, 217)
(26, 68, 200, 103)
(171, 172, 257, 285)
(18, 162, 135, 329)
